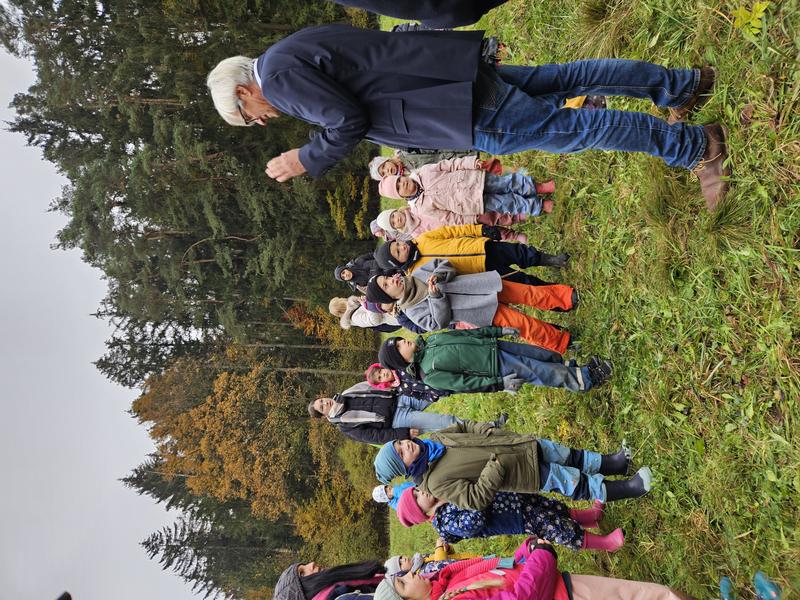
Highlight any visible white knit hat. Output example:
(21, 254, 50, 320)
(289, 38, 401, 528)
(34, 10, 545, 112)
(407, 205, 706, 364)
(369, 156, 391, 180)
(372, 484, 390, 504)
(376, 209, 396, 234)
(383, 556, 402, 576)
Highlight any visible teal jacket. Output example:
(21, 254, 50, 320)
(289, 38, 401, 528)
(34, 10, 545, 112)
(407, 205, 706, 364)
(409, 327, 504, 393)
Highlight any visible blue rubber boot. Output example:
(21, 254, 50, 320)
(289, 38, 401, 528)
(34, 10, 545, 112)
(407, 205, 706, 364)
(719, 577, 734, 600)
(753, 572, 781, 600)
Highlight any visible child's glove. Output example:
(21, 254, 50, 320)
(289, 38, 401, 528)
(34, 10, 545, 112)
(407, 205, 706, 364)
(501, 327, 520, 337)
(480, 157, 504, 175)
(481, 225, 503, 241)
(502, 373, 524, 392)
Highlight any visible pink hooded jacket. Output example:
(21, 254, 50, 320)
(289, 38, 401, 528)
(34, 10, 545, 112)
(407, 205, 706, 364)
(428, 539, 561, 600)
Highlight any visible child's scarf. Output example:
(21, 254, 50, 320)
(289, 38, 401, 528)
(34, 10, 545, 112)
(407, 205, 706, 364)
(397, 274, 430, 310)
(407, 439, 446, 479)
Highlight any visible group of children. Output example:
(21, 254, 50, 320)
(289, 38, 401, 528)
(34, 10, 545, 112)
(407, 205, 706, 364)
(309, 151, 782, 600)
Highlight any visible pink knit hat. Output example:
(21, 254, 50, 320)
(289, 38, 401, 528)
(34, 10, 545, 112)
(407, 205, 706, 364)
(378, 175, 403, 200)
(396, 486, 429, 527)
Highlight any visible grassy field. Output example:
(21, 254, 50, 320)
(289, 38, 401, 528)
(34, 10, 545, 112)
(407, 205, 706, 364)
(380, 1, 799, 597)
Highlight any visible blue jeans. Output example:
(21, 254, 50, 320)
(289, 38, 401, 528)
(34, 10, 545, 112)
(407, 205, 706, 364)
(537, 439, 606, 501)
(391, 395, 459, 432)
(472, 61, 707, 169)
(483, 172, 542, 216)
(497, 340, 590, 392)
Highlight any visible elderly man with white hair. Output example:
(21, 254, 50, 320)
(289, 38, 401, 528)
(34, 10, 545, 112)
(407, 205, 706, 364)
(207, 24, 730, 209)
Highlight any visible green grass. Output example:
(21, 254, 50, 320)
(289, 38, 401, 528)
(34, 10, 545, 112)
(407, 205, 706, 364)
(379, 1, 800, 597)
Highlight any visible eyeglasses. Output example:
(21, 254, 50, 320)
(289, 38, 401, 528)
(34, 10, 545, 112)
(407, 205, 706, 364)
(237, 99, 257, 126)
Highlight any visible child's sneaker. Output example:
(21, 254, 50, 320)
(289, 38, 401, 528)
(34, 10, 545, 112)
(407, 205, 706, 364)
(587, 357, 613, 387)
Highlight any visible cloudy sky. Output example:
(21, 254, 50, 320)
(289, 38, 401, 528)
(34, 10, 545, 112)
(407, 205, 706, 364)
(0, 51, 197, 600)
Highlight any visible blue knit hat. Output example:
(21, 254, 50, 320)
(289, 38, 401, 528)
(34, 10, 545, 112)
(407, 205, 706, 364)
(374, 441, 406, 484)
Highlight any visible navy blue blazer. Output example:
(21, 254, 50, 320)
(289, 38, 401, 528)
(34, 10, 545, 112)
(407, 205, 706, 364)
(333, 0, 508, 28)
(256, 25, 484, 177)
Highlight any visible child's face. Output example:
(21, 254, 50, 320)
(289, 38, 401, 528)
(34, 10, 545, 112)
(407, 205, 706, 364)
(397, 338, 417, 362)
(397, 176, 419, 198)
(378, 273, 405, 299)
(339, 268, 353, 281)
(390, 241, 411, 264)
(298, 562, 321, 577)
(373, 368, 396, 384)
(398, 555, 413, 571)
(313, 397, 334, 415)
(393, 571, 431, 600)
(379, 158, 403, 177)
(414, 488, 438, 514)
(384, 485, 394, 499)
(389, 210, 407, 230)
(394, 439, 421, 466)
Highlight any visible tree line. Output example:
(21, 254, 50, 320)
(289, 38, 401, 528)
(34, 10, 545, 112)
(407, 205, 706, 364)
(1, 1, 385, 597)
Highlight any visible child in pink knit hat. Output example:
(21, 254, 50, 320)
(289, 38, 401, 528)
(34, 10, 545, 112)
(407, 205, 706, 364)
(395, 486, 623, 553)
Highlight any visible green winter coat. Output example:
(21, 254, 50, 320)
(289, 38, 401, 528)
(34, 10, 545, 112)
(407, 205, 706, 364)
(418, 420, 540, 510)
(408, 327, 504, 393)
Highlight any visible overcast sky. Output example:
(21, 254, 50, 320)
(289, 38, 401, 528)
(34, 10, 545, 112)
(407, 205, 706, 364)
(0, 51, 198, 600)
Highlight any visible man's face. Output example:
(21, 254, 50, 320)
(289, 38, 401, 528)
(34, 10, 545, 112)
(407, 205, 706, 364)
(378, 273, 404, 299)
(235, 82, 281, 126)
(394, 439, 421, 466)
(339, 268, 353, 281)
(397, 338, 417, 362)
(397, 176, 419, 198)
(414, 488, 438, 514)
(389, 210, 407, 230)
(390, 241, 410, 264)
(373, 368, 395, 383)
(379, 158, 403, 177)
(313, 397, 334, 415)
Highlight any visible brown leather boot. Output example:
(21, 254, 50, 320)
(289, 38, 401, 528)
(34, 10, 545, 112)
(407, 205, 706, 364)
(668, 67, 716, 124)
(693, 123, 730, 210)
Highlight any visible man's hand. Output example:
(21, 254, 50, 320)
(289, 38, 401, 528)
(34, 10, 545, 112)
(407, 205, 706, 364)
(265, 148, 307, 181)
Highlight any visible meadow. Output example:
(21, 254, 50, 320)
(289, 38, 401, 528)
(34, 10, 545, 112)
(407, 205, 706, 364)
(381, 0, 799, 596)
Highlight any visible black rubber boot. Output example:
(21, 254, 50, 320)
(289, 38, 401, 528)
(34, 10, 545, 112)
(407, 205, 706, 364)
(600, 444, 632, 476)
(604, 467, 652, 501)
(538, 252, 570, 268)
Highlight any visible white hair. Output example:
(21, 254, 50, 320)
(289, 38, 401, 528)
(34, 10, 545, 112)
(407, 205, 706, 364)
(206, 55, 257, 126)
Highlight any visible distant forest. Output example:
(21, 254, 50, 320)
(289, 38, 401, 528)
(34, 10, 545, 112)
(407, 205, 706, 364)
(0, 2, 385, 598)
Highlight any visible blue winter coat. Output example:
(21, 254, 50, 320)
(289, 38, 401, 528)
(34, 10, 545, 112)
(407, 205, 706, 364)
(255, 25, 484, 177)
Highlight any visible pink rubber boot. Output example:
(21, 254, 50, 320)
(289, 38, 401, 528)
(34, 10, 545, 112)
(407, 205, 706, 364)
(581, 528, 624, 552)
(535, 179, 555, 195)
(569, 499, 605, 529)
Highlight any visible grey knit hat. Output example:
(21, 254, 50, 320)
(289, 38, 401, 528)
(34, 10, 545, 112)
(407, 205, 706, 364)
(273, 563, 304, 600)
(375, 577, 403, 600)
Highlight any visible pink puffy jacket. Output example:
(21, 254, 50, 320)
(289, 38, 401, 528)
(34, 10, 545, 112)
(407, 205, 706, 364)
(413, 156, 486, 216)
(429, 539, 560, 600)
